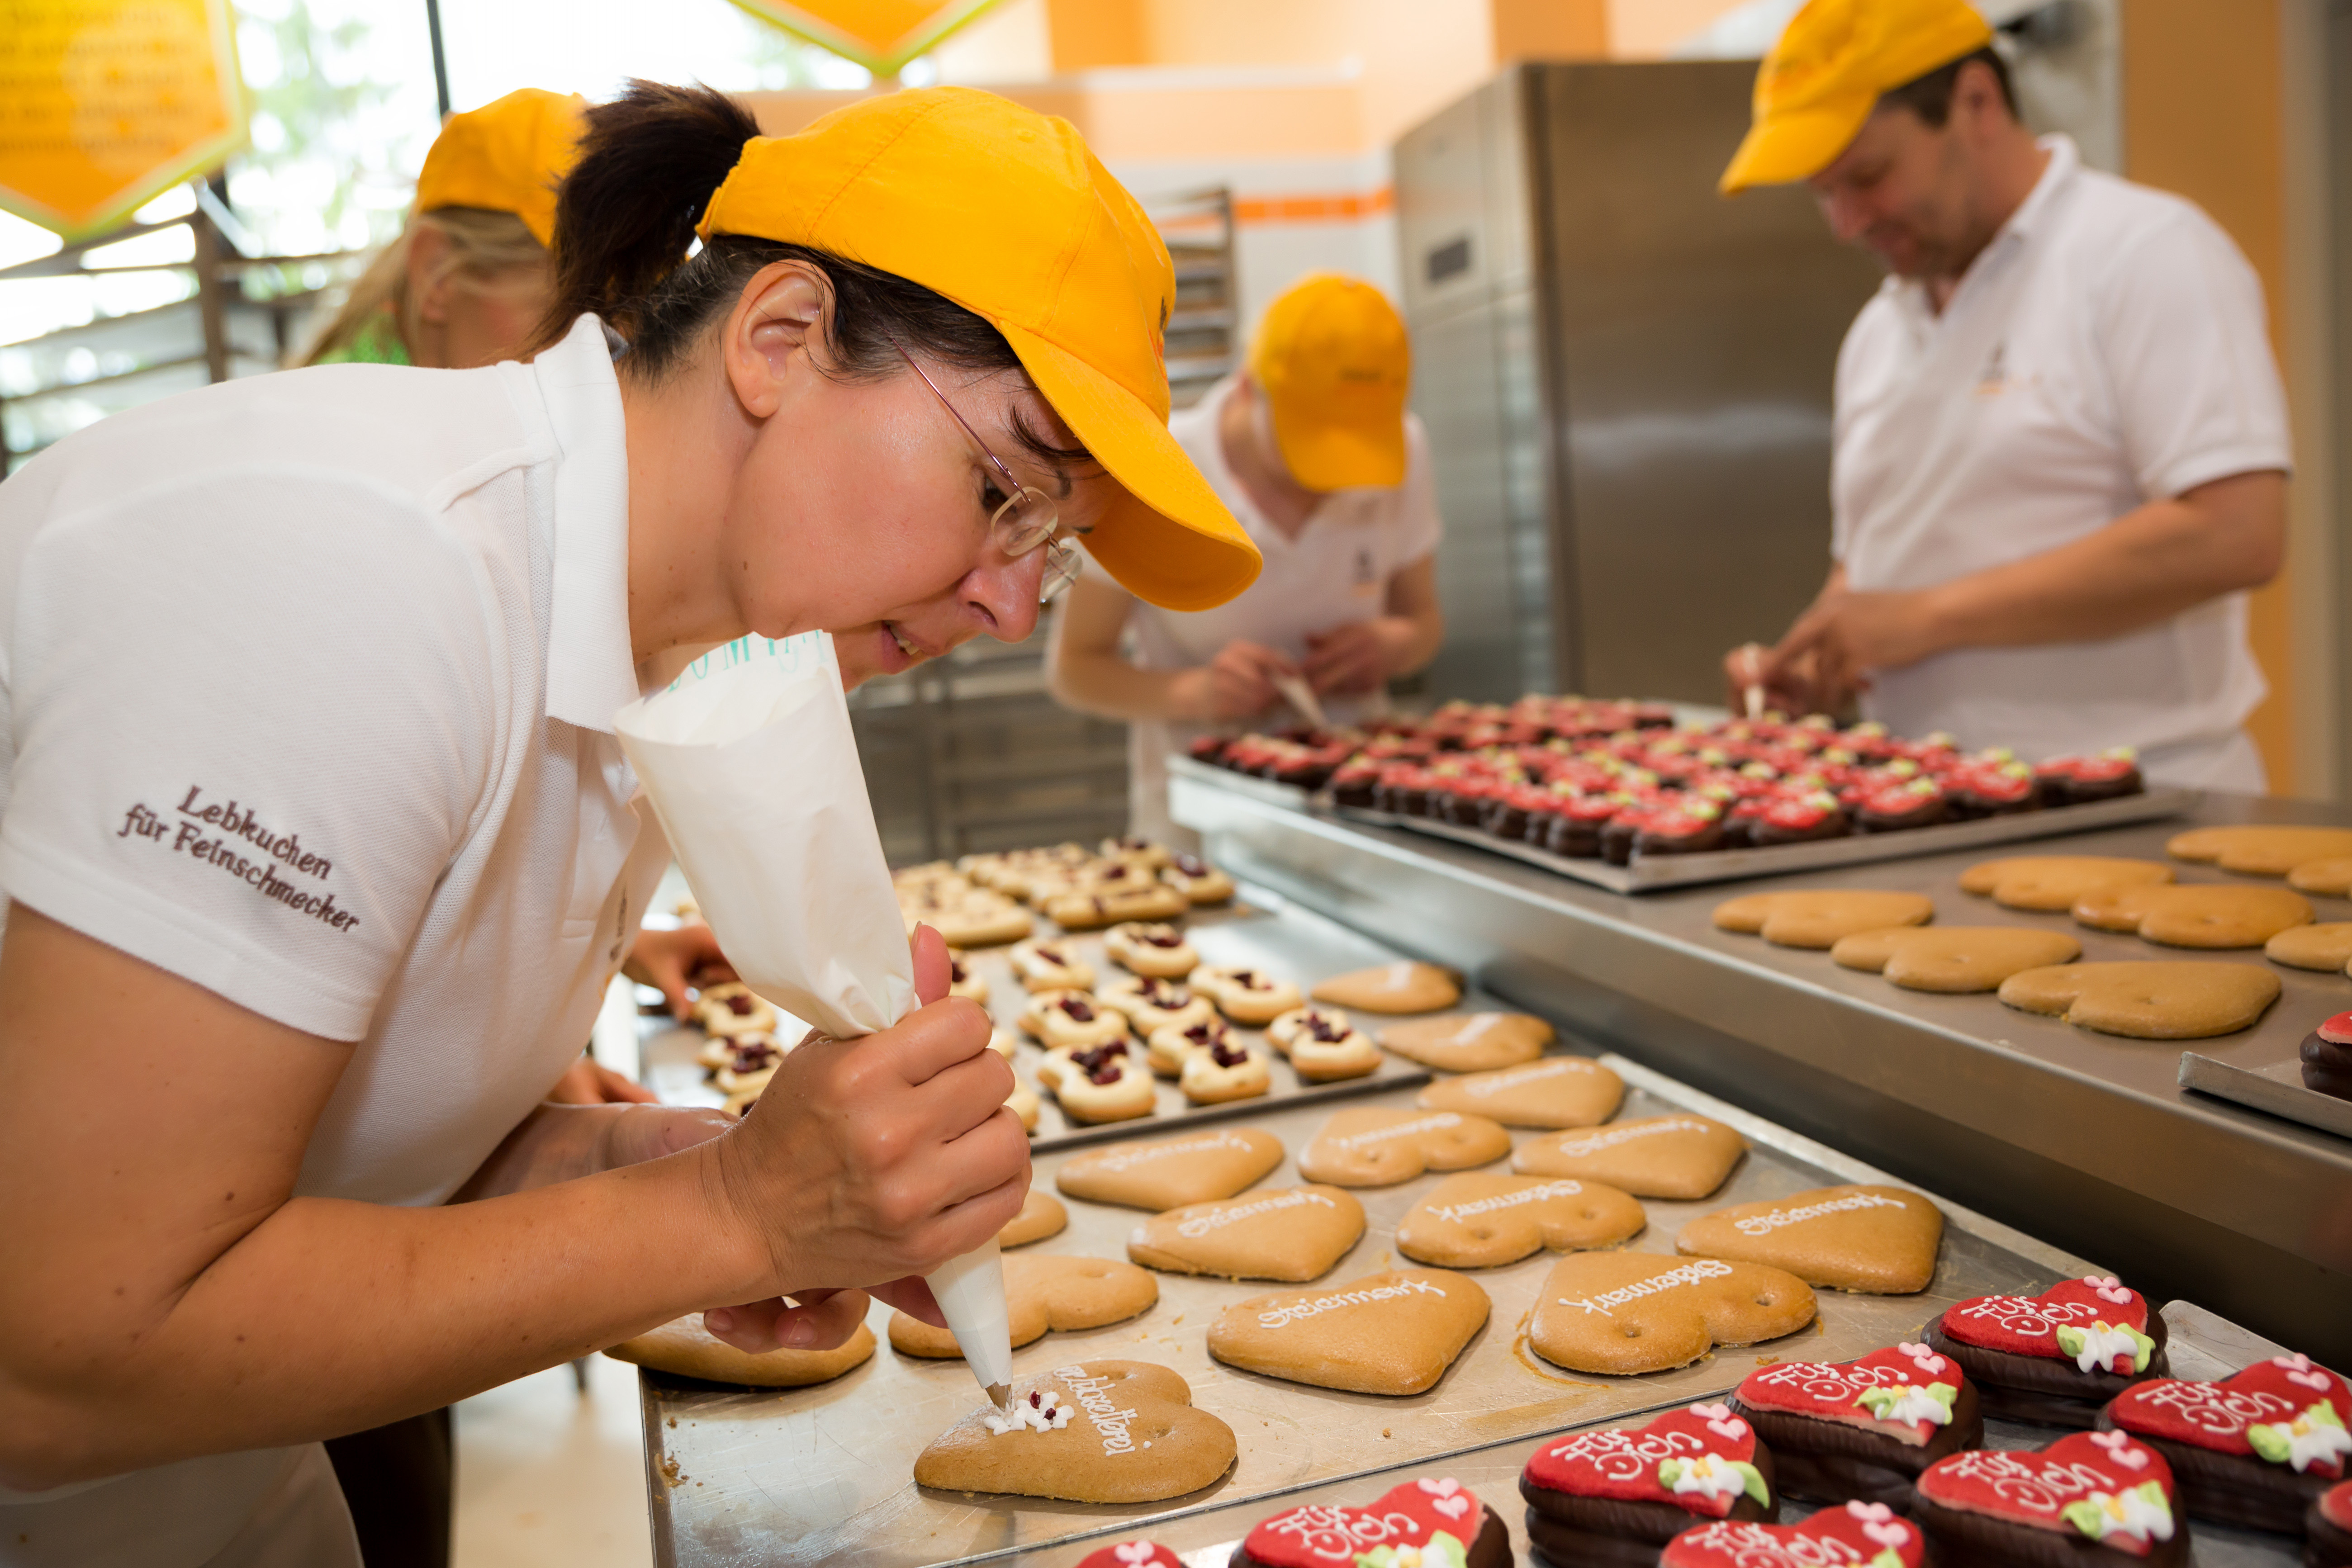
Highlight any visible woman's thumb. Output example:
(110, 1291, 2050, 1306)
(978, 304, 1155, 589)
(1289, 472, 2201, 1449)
(909, 922, 952, 1007)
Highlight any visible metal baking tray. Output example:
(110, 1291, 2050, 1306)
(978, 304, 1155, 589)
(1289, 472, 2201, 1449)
(1167, 756, 2200, 894)
(639, 897, 1430, 1152)
(2179, 1049, 2352, 1140)
(637, 895, 2096, 1568)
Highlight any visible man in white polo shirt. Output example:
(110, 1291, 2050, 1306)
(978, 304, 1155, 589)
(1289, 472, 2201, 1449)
(1720, 0, 2289, 789)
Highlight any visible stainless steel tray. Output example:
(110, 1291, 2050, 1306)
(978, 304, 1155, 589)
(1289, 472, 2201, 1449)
(2179, 1048, 2352, 1139)
(1167, 754, 2201, 893)
(640, 897, 1430, 1152)
(637, 892, 2096, 1568)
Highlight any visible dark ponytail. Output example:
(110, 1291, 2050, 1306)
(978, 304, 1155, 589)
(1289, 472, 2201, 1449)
(527, 83, 1086, 469)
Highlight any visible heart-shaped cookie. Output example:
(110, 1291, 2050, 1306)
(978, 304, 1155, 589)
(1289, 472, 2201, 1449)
(1663, 1501, 1927, 1568)
(604, 1317, 876, 1387)
(1916, 1431, 2181, 1562)
(1417, 1054, 1623, 1127)
(1000, 1187, 1068, 1247)
(1207, 1267, 1490, 1395)
(1830, 926, 2082, 992)
(1939, 1277, 2155, 1363)
(1736, 1342, 1973, 1447)
(1310, 960, 1462, 1014)
(1997, 961, 2280, 1038)
(2266, 922, 2352, 972)
(1236, 1477, 1508, 1568)
(912, 1360, 1236, 1503)
(1960, 856, 2173, 911)
(1395, 1173, 1646, 1269)
(1675, 1184, 1943, 1294)
(2102, 1353, 2351, 1533)
(1126, 1185, 1365, 1282)
(1076, 1541, 1181, 1568)
(1056, 1127, 1285, 1211)
(1376, 1011, 1555, 1071)
(2073, 884, 2314, 948)
(1529, 1253, 1817, 1375)
(2288, 857, 2352, 897)
(1522, 1402, 1773, 1519)
(1512, 1113, 1746, 1200)
(1295, 1107, 1512, 1187)
(890, 1254, 1158, 1357)
(2167, 825, 2352, 877)
(1712, 891, 1934, 949)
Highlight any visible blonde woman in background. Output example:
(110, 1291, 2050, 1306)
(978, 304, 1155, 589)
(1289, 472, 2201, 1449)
(299, 88, 583, 369)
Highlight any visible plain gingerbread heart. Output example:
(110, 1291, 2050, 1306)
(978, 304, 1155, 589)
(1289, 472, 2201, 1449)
(1996, 961, 2281, 1039)
(1396, 1173, 1646, 1269)
(1296, 1107, 1513, 1187)
(912, 1360, 1236, 1504)
(1240, 1476, 1491, 1567)
(1056, 1127, 1286, 1210)
(1417, 1054, 1624, 1127)
(603, 1317, 875, 1388)
(1512, 1113, 1746, 1200)
(2105, 1352, 2351, 1469)
(1523, 1402, 1768, 1514)
(1829, 925, 2082, 992)
(1375, 1011, 1555, 1071)
(1529, 1253, 1817, 1375)
(1711, 891, 1933, 949)
(1207, 1267, 1490, 1395)
(1000, 1188, 1068, 1248)
(1674, 1184, 1944, 1294)
(1127, 1185, 1366, 1282)
(1309, 961, 1463, 1014)
(2072, 884, 2315, 948)
(1959, 856, 2172, 911)
(1663, 1501, 1927, 1568)
(2167, 825, 2352, 877)
(2287, 857, 2352, 897)
(1917, 1430, 2177, 1548)
(889, 1254, 1157, 1356)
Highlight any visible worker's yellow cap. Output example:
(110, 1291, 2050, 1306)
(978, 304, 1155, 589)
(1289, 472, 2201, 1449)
(1719, 0, 1995, 194)
(415, 89, 587, 247)
(1248, 274, 1411, 492)
(698, 88, 1260, 612)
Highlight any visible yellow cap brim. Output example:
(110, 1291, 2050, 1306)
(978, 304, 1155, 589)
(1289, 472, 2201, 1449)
(1001, 322, 1263, 612)
(1268, 403, 1407, 492)
(1719, 90, 1878, 193)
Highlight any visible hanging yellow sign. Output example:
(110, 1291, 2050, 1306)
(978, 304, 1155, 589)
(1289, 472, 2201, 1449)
(730, 0, 1010, 77)
(0, 0, 249, 240)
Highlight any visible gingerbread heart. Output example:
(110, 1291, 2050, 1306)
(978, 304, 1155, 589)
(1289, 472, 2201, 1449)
(1237, 1476, 1502, 1568)
(1376, 1011, 1553, 1071)
(1523, 1403, 1772, 1518)
(1512, 1113, 1746, 1200)
(1416, 1054, 1624, 1128)
(1529, 1253, 1817, 1375)
(1916, 1430, 2179, 1558)
(1663, 1501, 1926, 1568)
(888, 1254, 1157, 1356)
(912, 1360, 1236, 1504)
(999, 1187, 1068, 1247)
(1939, 1277, 2154, 1369)
(1674, 1184, 1944, 1294)
(1126, 1185, 1366, 1282)
(1395, 1173, 1646, 1269)
(1310, 960, 1462, 1014)
(1736, 1342, 1971, 1446)
(1056, 1127, 1285, 1211)
(1295, 1107, 1512, 1187)
(2107, 1353, 2351, 1474)
(1208, 1267, 1490, 1395)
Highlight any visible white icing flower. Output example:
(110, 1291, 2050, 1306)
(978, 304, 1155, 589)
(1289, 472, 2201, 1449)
(2065, 1484, 2175, 1545)
(1664, 1454, 1748, 1501)
(2056, 1320, 2148, 1374)
(984, 1389, 1076, 1436)
(1856, 1383, 1954, 1427)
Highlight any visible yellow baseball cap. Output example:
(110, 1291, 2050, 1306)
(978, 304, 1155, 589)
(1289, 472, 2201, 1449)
(415, 88, 587, 247)
(698, 88, 1260, 612)
(1719, 0, 1994, 194)
(1248, 274, 1411, 492)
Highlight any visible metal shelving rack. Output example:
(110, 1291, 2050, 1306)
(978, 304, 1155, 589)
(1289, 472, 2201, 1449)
(848, 187, 1241, 864)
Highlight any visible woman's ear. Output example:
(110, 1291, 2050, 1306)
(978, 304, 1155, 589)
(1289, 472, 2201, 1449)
(722, 261, 836, 420)
(407, 224, 455, 326)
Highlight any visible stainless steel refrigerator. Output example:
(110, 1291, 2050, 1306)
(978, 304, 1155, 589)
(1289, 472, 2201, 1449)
(1394, 62, 1886, 706)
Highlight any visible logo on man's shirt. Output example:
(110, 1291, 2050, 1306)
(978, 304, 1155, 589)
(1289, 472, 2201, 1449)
(116, 785, 360, 933)
(1353, 546, 1377, 586)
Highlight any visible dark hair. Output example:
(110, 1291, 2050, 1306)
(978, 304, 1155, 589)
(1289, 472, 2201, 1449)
(528, 80, 1086, 465)
(1878, 46, 2020, 128)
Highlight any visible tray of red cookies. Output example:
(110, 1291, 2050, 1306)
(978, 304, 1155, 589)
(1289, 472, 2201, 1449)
(1175, 696, 2200, 893)
(623, 887, 2181, 1568)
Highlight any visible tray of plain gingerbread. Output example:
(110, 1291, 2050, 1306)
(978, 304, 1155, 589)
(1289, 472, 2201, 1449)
(1167, 759, 2203, 894)
(634, 899, 2102, 1568)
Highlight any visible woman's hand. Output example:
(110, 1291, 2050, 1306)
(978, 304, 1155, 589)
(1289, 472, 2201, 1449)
(701, 924, 1026, 1353)
(1170, 640, 1296, 723)
(624, 923, 735, 1019)
(547, 1055, 659, 1104)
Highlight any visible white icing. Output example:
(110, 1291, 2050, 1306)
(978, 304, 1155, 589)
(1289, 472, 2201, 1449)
(1455, 1012, 1502, 1042)
(1865, 1385, 1954, 1428)
(1427, 1180, 1583, 1224)
(2065, 1322, 2146, 1374)
(1055, 1367, 1145, 1454)
(1730, 1192, 1907, 1236)
(984, 1389, 1075, 1436)
(1667, 1453, 1750, 1501)
(1555, 1258, 1733, 1317)
(1461, 1059, 1594, 1098)
(1328, 1113, 1462, 1151)
(1257, 1276, 1448, 1328)
(1174, 1189, 1338, 1239)
(1546, 1117, 1713, 1157)
(1084, 1131, 1252, 1173)
(2077, 1487, 2175, 1544)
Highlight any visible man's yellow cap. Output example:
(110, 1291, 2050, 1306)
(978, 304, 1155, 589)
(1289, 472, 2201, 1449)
(1719, 0, 1994, 194)
(415, 89, 587, 248)
(697, 88, 1260, 613)
(1248, 274, 1411, 493)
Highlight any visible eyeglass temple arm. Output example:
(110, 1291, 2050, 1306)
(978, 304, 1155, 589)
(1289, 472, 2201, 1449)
(887, 337, 1030, 501)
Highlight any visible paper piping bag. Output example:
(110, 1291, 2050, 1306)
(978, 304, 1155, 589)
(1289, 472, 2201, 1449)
(614, 633, 1011, 1398)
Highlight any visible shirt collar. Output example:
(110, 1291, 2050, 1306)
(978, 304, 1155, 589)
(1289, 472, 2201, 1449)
(534, 313, 638, 733)
(1886, 133, 2081, 326)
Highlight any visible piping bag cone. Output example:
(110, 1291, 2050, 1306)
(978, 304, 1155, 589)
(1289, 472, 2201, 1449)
(614, 634, 1014, 1407)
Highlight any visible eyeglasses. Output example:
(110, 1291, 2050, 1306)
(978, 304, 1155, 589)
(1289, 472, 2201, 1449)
(888, 337, 1081, 603)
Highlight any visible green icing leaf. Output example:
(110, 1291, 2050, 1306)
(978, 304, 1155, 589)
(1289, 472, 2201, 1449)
(2060, 1500, 2104, 1540)
(2249, 1424, 2294, 1464)
(1733, 1460, 1770, 1507)
(1870, 1552, 1905, 1568)
(2055, 1326, 2087, 1358)
(1355, 1532, 1468, 1568)
(1658, 1459, 1686, 1488)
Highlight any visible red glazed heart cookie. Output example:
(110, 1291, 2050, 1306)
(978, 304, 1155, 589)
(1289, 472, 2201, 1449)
(1736, 1342, 1971, 1447)
(1663, 1502, 1927, 1568)
(1940, 1277, 2154, 1366)
(1076, 1543, 1182, 1568)
(2102, 1352, 2351, 1533)
(1235, 1476, 1508, 1568)
(1523, 1403, 1772, 1518)
(1917, 1431, 2182, 1563)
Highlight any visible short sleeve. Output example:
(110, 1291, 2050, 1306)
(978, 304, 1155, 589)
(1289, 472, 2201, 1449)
(2095, 205, 2292, 501)
(0, 467, 497, 1040)
(1390, 413, 1444, 568)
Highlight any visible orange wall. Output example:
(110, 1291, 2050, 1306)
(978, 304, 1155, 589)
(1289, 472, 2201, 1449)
(2121, 0, 2297, 793)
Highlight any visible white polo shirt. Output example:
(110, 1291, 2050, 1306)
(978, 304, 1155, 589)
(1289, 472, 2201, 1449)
(0, 315, 671, 1566)
(1118, 374, 1443, 838)
(1832, 135, 2290, 788)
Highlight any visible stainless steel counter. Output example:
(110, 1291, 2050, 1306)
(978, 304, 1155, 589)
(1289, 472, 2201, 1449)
(1172, 774, 2352, 1364)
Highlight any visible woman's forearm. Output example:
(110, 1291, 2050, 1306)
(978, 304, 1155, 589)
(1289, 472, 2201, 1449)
(1048, 643, 1198, 722)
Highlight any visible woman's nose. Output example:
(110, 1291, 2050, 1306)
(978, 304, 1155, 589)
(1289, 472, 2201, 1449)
(964, 548, 1045, 644)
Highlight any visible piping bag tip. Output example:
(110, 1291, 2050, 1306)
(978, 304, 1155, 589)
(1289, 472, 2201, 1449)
(987, 1382, 1012, 1411)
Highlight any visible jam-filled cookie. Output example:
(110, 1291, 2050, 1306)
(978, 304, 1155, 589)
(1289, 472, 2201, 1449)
(1148, 1017, 1234, 1077)
(947, 950, 988, 1006)
(1037, 1041, 1156, 1124)
(1196, 967, 1305, 1026)
(1178, 1036, 1272, 1104)
(1022, 990, 1131, 1052)
(1010, 938, 1095, 992)
(1100, 834, 1174, 871)
(1104, 921, 1199, 978)
(1160, 853, 1235, 905)
(1099, 975, 1216, 1037)
(694, 982, 776, 1037)
(1047, 884, 1191, 929)
(706, 1034, 785, 1096)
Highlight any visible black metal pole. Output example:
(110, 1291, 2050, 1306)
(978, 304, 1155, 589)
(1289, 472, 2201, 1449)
(424, 0, 452, 119)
